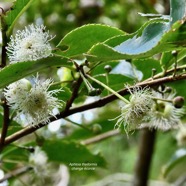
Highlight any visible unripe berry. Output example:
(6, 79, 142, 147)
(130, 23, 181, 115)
(88, 88, 97, 96)
(92, 124, 102, 134)
(172, 50, 178, 57)
(173, 96, 185, 108)
(104, 65, 112, 73)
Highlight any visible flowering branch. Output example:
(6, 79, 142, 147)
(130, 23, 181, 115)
(3, 73, 186, 146)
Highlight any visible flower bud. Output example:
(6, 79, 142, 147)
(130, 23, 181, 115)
(173, 96, 185, 108)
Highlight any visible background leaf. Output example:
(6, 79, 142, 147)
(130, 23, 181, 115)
(42, 140, 106, 168)
(170, 0, 186, 25)
(163, 149, 186, 182)
(5, 0, 35, 36)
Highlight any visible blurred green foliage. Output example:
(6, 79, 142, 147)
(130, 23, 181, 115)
(2, 0, 184, 186)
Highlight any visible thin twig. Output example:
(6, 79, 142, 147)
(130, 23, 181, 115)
(3, 73, 186, 146)
(81, 130, 120, 145)
(64, 118, 91, 131)
(0, 99, 10, 151)
(0, 166, 32, 183)
(63, 76, 82, 113)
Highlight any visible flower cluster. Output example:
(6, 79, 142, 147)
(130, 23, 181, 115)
(115, 86, 185, 132)
(4, 75, 63, 126)
(6, 24, 53, 63)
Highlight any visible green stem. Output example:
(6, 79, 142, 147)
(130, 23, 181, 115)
(86, 74, 130, 104)
(79, 71, 95, 93)
(105, 73, 109, 96)
(64, 118, 91, 131)
(152, 97, 173, 103)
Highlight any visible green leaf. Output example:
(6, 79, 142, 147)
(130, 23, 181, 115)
(0, 56, 73, 89)
(167, 79, 186, 106)
(42, 140, 106, 168)
(50, 86, 72, 102)
(133, 58, 162, 80)
(110, 60, 142, 80)
(87, 18, 186, 62)
(163, 149, 186, 182)
(5, 0, 35, 36)
(161, 49, 186, 71)
(114, 21, 170, 55)
(56, 24, 125, 58)
(170, 0, 186, 25)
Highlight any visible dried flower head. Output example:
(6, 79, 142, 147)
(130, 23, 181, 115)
(4, 75, 63, 126)
(115, 86, 153, 130)
(6, 24, 53, 63)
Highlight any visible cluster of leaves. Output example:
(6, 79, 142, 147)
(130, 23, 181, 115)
(0, 0, 186, 185)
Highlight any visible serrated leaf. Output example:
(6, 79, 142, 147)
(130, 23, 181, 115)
(5, 0, 35, 36)
(114, 22, 169, 55)
(56, 24, 125, 58)
(42, 140, 106, 168)
(0, 56, 73, 89)
(87, 18, 186, 62)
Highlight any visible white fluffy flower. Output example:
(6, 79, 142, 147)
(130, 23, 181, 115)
(29, 147, 48, 176)
(141, 91, 185, 131)
(6, 24, 53, 63)
(29, 147, 48, 167)
(147, 100, 184, 131)
(3, 79, 31, 110)
(115, 86, 153, 130)
(4, 76, 63, 125)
